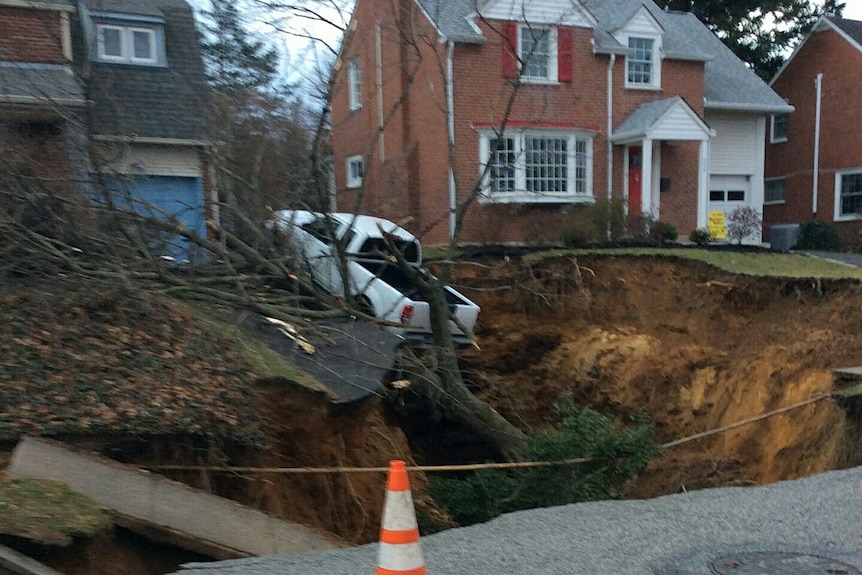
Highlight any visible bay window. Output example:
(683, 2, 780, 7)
(480, 130, 593, 202)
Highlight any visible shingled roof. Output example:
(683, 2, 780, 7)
(829, 15, 862, 47)
(410, 0, 791, 114)
(75, 0, 209, 142)
(0, 63, 85, 107)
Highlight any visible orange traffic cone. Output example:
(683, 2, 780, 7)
(376, 460, 426, 575)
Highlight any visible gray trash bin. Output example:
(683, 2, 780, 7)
(770, 223, 800, 251)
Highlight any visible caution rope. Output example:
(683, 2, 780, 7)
(143, 390, 843, 475)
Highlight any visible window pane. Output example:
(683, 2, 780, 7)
(727, 190, 745, 201)
(627, 38, 653, 84)
(574, 139, 587, 194)
(525, 137, 567, 193)
(772, 114, 789, 141)
(102, 28, 122, 57)
(133, 30, 153, 59)
(709, 190, 724, 202)
(765, 179, 785, 203)
(348, 59, 361, 109)
(489, 138, 516, 193)
(840, 172, 862, 216)
(520, 27, 550, 79)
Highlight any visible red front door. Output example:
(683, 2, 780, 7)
(628, 146, 643, 215)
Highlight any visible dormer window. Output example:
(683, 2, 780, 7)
(92, 15, 166, 66)
(98, 24, 157, 63)
(627, 37, 653, 84)
(626, 35, 662, 89)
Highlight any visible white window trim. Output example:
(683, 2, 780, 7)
(625, 34, 662, 90)
(96, 23, 158, 65)
(346, 155, 364, 189)
(770, 114, 788, 143)
(348, 58, 362, 111)
(834, 168, 862, 221)
(764, 176, 786, 205)
(518, 25, 558, 84)
(477, 128, 594, 204)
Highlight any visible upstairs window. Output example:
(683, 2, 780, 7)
(771, 114, 789, 143)
(626, 36, 661, 89)
(519, 26, 554, 81)
(96, 22, 163, 66)
(502, 23, 572, 83)
(348, 58, 362, 111)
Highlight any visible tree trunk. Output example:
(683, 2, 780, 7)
(395, 277, 529, 462)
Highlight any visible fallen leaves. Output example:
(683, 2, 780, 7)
(0, 277, 264, 446)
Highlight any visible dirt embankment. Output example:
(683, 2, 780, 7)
(454, 255, 862, 496)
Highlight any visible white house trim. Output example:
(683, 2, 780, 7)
(480, 0, 596, 27)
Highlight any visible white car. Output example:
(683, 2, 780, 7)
(270, 210, 480, 345)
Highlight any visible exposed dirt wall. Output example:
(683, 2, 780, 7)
(454, 255, 862, 497)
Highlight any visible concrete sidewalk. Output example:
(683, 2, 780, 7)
(8, 437, 345, 559)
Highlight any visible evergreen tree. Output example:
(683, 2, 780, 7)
(199, 0, 279, 92)
(658, 0, 846, 79)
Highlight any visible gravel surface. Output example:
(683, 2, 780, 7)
(176, 466, 861, 575)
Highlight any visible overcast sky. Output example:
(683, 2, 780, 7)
(844, 0, 862, 19)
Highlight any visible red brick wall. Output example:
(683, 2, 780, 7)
(656, 141, 700, 234)
(765, 25, 862, 233)
(331, 4, 708, 245)
(0, 8, 66, 63)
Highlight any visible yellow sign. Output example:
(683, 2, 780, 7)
(708, 210, 727, 240)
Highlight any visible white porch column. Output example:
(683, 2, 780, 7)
(697, 139, 710, 230)
(641, 138, 653, 216)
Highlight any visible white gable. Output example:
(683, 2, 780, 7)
(650, 103, 710, 141)
(613, 5, 663, 39)
(480, 0, 595, 27)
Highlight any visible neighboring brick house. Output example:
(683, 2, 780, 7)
(0, 0, 211, 259)
(764, 16, 862, 245)
(0, 0, 88, 202)
(329, 0, 793, 245)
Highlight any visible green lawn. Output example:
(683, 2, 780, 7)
(527, 248, 862, 279)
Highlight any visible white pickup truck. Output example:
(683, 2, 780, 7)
(271, 210, 480, 345)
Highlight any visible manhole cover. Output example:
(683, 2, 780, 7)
(710, 552, 861, 575)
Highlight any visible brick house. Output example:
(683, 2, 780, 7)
(0, 0, 88, 204)
(0, 0, 211, 259)
(329, 0, 792, 245)
(764, 16, 862, 245)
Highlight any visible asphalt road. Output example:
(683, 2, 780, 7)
(175, 465, 861, 575)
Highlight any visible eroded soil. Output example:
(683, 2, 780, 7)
(454, 254, 862, 496)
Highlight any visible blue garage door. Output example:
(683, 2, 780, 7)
(100, 175, 206, 262)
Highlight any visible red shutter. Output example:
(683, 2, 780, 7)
(501, 22, 519, 79)
(558, 27, 573, 82)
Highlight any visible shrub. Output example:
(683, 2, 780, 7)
(689, 228, 712, 246)
(560, 198, 628, 247)
(650, 220, 678, 243)
(560, 221, 599, 248)
(429, 394, 660, 526)
(726, 206, 762, 244)
(793, 220, 844, 252)
(590, 197, 628, 241)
